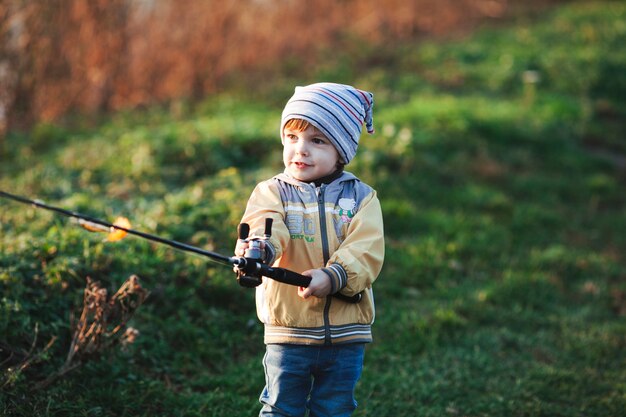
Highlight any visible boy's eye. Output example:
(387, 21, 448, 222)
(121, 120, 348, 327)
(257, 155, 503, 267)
(312, 137, 327, 144)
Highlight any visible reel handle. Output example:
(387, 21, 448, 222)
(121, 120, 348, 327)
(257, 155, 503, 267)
(236, 222, 262, 287)
(238, 219, 272, 240)
(264, 218, 273, 237)
(238, 223, 250, 240)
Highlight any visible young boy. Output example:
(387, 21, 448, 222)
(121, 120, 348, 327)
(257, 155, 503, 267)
(235, 82, 385, 417)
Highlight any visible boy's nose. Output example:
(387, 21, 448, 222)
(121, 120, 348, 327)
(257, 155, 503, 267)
(295, 140, 309, 155)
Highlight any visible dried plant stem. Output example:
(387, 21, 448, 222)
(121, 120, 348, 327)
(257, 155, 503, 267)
(32, 275, 149, 390)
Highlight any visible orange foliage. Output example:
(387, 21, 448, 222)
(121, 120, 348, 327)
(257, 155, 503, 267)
(0, 0, 566, 132)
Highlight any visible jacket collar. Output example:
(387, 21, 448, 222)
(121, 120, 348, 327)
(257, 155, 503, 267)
(275, 170, 358, 188)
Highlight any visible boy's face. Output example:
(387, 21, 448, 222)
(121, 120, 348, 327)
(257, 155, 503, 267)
(283, 124, 340, 182)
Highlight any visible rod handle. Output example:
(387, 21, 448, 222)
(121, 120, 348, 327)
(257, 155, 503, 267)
(261, 265, 362, 304)
(264, 218, 273, 237)
(238, 223, 250, 240)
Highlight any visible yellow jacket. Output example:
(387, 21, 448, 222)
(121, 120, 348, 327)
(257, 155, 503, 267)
(240, 171, 385, 345)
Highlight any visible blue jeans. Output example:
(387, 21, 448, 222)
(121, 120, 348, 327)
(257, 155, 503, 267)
(259, 343, 366, 417)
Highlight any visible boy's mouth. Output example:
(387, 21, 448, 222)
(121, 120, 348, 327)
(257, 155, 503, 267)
(293, 162, 311, 168)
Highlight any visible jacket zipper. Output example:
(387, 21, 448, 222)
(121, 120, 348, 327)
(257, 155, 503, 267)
(317, 184, 333, 345)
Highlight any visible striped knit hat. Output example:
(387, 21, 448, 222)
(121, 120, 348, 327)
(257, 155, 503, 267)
(280, 82, 375, 164)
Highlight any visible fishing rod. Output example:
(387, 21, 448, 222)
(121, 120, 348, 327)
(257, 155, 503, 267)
(0, 190, 361, 303)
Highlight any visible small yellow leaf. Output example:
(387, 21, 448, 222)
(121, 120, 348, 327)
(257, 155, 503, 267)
(107, 217, 131, 242)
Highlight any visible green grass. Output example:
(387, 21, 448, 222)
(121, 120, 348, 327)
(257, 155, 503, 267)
(2, 2, 626, 416)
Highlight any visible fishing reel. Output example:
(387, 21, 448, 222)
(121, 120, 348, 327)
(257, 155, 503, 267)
(235, 218, 273, 288)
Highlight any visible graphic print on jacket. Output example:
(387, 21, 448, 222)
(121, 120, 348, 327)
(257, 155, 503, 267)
(280, 179, 361, 247)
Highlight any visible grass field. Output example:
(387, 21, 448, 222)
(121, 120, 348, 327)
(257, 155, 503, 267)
(1, 2, 626, 416)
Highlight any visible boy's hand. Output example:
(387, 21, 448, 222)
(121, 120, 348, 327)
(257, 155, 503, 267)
(298, 269, 332, 300)
(234, 238, 265, 257)
(234, 238, 266, 275)
(234, 239, 248, 257)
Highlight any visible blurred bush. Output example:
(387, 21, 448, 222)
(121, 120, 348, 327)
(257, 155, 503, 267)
(0, 0, 570, 134)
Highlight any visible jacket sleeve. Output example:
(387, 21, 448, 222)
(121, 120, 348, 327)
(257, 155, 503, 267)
(328, 190, 385, 295)
(239, 180, 288, 264)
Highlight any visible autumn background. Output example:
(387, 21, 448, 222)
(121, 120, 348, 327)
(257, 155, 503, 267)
(1, 0, 625, 416)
